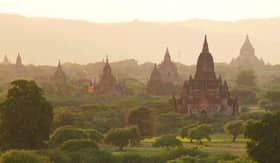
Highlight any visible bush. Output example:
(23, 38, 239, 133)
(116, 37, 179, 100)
(84, 129, 104, 143)
(239, 106, 249, 113)
(164, 147, 204, 161)
(0, 150, 50, 163)
(153, 135, 182, 149)
(118, 153, 147, 163)
(48, 126, 87, 147)
(188, 124, 214, 144)
(167, 155, 200, 163)
(61, 139, 98, 152)
(219, 157, 257, 163)
(238, 112, 265, 121)
(105, 126, 140, 151)
(224, 120, 245, 142)
(53, 109, 75, 129)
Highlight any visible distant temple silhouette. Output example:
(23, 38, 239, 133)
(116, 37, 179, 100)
(158, 47, 180, 83)
(16, 53, 23, 67)
(52, 60, 68, 95)
(231, 35, 265, 69)
(91, 57, 125, 96)
(174, 36, 238, 117)
(147, 48, 180, 95)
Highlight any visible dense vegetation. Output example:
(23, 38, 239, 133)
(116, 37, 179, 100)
(0, 64, 279, 162)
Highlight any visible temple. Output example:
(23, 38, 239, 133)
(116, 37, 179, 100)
(158, 48, 180, 83)
(16, 53, 23, 66)
(147, 48, 180, 95)
(93, 57, 125, 96)
(174, 36, 238, 117)
(231, 35, 265, 69)
(147, 64, 162, 94)
(2, 55, 10, 65)
(53, 60, 68, 95)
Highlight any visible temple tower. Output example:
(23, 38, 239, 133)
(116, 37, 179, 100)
(158, 47, 180, 83)
(16, 53, 23, 66)
(53, 60, 68, 95)
(231, 35, 265, 69)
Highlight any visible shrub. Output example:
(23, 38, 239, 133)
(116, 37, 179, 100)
(53, 109, 75, 129)
(153, 135, 182, 149)
(239, 106, 249, 113)
(61, 139, 98, 152)
(105, 126, 140, 151)
(68, 148, 117, 163)
(238, 112, 265, 121)
(84, 129, 104, 143)
(118, 153, 147, 163)
(164, 147, 204, 161)
(188, 124, 214, 144)
(48, 126, 87, 147)
(224, 120, 245, 142)
(167, 155, 200, 163)
(105, 127, 130, 151)
(0, 150, 50, 163)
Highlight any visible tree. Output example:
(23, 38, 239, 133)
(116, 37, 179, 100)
(179, 124, 198, 139)
(152, 135, 182, 150)
(49, 126, 88, 147)
(104, 126, 140, 151)
(258, 89, 280, 112)
(245, 112, 280, 163)
(128, 107, 154, 137)
(236, 70, 256, 87)
(188, 124, 214, 144)
(224, 120, 244, 142)
(0, 80, 53, 150)
(126, 126, 141, 146)
(258, 98, 271, 112)
(53, 108, 75, 129)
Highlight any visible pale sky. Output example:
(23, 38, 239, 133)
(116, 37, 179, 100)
(0, 0, 280, 22)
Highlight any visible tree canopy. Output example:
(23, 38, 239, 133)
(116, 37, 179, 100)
(128, 107, 154, 137)
(245, 112, 280, 163)
(224, 120, 244, 142)
(0, 80, 53, 150)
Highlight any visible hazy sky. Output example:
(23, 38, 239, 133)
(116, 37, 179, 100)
(0, 0, 280, 22)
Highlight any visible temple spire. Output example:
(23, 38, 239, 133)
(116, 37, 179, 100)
(202, 35, 209, 53)
(164, 47, 171, 62)
(106, 55, 109, 64)
(57, 60, 62, 69)
(16, 53, 22, 66)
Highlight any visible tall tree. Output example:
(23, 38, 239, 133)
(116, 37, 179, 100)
(245, 112, 280, 163)
(224, 120, 244, 142)
(236, 70, 257, 87)
(128, 107, 154, 137)
(0, 80, 53, 150)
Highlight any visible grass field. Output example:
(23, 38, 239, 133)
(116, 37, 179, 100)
(101, 133, 248, 157)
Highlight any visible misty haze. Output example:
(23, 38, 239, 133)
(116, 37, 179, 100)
(0, 1, 279, 163)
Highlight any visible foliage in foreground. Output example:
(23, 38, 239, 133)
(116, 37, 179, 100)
(0, 150, 50, 163)
(245, 112, 280, 163)
(0, 80, 53, 150)
(49, 126, 103, 147)
(224, 120, 245, 142)
(153, 135, 182, 149)
(188, 124, 214, 144)
(105, 126, 141, 150)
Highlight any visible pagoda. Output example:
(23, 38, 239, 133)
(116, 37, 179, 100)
(231, 35, 265, 69)
(95, 57, 125, 96)
(158, 48, 180, 83)
(53, 60, 68, 95)
(174, 36, 238, 116)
